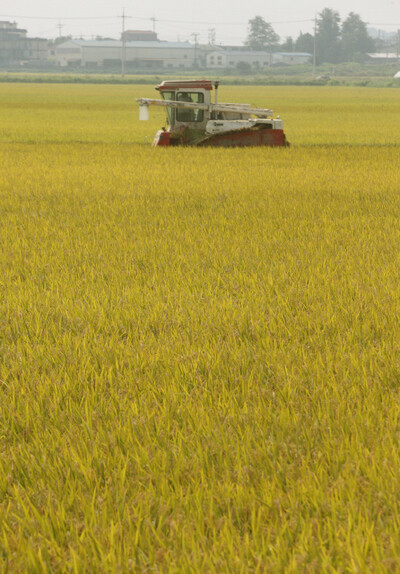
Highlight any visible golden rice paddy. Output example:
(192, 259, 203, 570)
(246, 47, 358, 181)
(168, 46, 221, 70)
(1, 83, 400, 572)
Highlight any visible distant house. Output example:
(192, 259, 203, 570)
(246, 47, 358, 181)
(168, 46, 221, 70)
(206, 49, 311, 69)
(0, 21, 49, 65)
(27, 37, 49, 61)
(367, 52, 400, 63)
(206, 49, 272, 69)
(273, 52, 312, 65)
(55, 39, 195, 69)
(0, 21, 28, 64)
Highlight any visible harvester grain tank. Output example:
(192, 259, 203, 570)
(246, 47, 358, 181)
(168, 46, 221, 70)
(137, 80, 289, 147)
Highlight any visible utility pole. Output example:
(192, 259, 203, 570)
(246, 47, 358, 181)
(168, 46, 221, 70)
(397, 29, 400, 60)
(191, 33, 199, 68)
(208, 28, 216, 45)
(57, 21, 63, 38)
(151, 16, 156, 34)
(121, 7, 126, 77)
(313, 13, 317, 77)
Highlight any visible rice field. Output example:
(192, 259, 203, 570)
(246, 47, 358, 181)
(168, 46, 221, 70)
(1, 83, 400, 572)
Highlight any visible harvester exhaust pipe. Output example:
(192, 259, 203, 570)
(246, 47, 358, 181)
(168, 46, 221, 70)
(214, 81, 220, 104)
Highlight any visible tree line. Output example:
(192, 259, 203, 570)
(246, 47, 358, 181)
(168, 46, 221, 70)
(246, 9, 377, 64)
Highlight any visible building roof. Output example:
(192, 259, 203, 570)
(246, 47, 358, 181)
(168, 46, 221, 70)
(276, 52, 312, 57)
(208, 49, 312, 57)
(124, 30, 156, 35)
(61, 39, 193, 49)
(222, 50, 272, 57)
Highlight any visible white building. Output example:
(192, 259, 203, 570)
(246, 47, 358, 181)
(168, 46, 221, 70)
(273, 52, 312, 65)
(56, 39, 195, 69)
(206, 49, 269, 69)
(367, 52, 400, 62)
(206, 49, 312, 69)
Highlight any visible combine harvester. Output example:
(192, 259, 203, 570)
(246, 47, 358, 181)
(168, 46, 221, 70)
(137, 79, 289, 147)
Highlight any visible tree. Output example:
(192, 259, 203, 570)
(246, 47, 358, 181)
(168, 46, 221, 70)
(316, 8, 341, 64)
(49, 36, 72, 47)
(246, 16, 279, 51)
(295, 32, 314, 54)
(236, 61, 252, 74)
(341, 12, 375, 61)
(280, 36, 294, 52)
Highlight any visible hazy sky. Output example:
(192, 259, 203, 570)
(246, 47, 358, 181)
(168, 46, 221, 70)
(2, 0, 399, 43)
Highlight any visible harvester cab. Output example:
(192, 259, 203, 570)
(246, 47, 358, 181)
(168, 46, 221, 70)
(157, 79, 213, 132)
(137, 79, 288, 147)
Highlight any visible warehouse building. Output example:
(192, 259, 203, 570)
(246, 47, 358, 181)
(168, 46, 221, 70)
(55, 39, 196, 69)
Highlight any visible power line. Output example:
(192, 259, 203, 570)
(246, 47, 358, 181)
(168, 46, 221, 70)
(0, 14, 313, 26)
(127, 17, 313, 26)
(0, 13, 399, 28)
(0, 14, 113, 20)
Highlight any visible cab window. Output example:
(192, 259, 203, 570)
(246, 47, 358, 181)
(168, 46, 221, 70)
(160, 90, 175, 125)
(176, 92, 204, 122)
